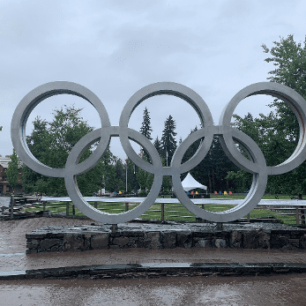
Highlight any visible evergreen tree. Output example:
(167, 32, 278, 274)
(153, 136, 163, 156)
(6, 149, 20, 194)
(161, 115, 177, 166)
(139, 107, 153, 161)
(140, 107, 153, 140)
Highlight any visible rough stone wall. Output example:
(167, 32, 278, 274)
(26, 224, 306, 254)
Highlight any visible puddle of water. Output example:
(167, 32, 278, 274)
(0, 253, 25, 258)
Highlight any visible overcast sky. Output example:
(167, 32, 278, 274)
(1, 0, 306, 162)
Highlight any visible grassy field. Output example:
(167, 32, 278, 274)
(22, 193, 301, 226)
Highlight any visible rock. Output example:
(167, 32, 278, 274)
(215, 239, 227, 248)
(144, 232, 161, 249)
(195, 239, 210, 248)
(64, 234, 84, 251)
(162, 231, 176, 248)
(91, 233, 109, 249)
(288, 239, 300, 248)
(300, 234, 306, 249)
(230, 231, 242, 248)
(113, 237, 129, 247)
(177, 231, 192, 249)
(40, 239, 63, 251)
(243, 230, 270, 249)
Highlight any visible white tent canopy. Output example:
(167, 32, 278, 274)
(181, 172, 207, 192)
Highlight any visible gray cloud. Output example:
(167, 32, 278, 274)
(1, 0, 306, 161)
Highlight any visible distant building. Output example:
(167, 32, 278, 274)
(0, 156, 23, 195)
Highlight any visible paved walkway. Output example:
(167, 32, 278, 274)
(0, 218, 306, 273)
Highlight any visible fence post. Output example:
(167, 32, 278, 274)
(161, 203, 165, 221)
(296, 207, 299, 225)
(43, 201, 46, 212)
(299, 194, 305, 225)
(72, 204, 75, 218)
(125, 202, 129, 212)
(247, 213, 250, 222)
(94, 202, 98, 209)
(66, 202, 70, 216)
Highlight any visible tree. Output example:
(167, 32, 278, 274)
(153, 136, 163, 156)
(262, 35, 306, 194)
(6, 149, 19, 194)
(228, 35, 306, 195)
(161, 115, 177, 166)
(23, 105, 113, 196)
(140, 107, 153, 140)
(181, 127, 238, 192)
(139, 107, 153, 161)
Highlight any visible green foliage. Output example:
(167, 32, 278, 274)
(181, 127, 238, 192)
(228, 35, 306, 195)
(139, 107, 153, 161)
(161, 115, 177, 166)
(6, 149, 19, 193)
(23, 105, 117, 196)
(140, 107, 153, 140)
(153, 136, 163, 156)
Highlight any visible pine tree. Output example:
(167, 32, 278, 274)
(140, 107, 153, 140)
(139, 107, 153, 160)
(161, 115, 177, 166)
(153, 136, 163, 156)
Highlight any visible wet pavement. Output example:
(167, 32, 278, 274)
(1, 218, 306, 305)
(1, 218, 306, 272)
(1, 274, 306, 305)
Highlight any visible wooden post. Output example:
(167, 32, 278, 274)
(247, 213, 250, 222)
(66, 202, 70, 216)
(125, 202, 129, 212)
(72, 204, 75, 218)
(43, 201, 46, 212)
(161, 203, 165, 221)
(296, 207, 299, 225)
(299, 194, 305, 225)
(94, 201, 98, 209)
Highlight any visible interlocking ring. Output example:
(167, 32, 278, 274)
(11, 81, 306, 223)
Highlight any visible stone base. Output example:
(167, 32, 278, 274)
(26, 222, 306, 253)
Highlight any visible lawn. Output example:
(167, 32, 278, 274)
(22, 194, 301, 226)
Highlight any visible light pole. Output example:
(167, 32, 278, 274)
(125, 158, 128, 193)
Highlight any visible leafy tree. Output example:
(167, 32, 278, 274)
(161, 115, 177, 166)
(262, 35, 306, 194)
(228, 35, 306, 195)
(23, 105, 113, 196)
(6, 149, 20, 194)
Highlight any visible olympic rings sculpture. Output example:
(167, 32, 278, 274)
(11, 81, 306, 223)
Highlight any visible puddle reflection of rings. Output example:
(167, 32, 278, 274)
(11, 81, 306, 223)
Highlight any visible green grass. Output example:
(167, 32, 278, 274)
(21, 196, 300, 226)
